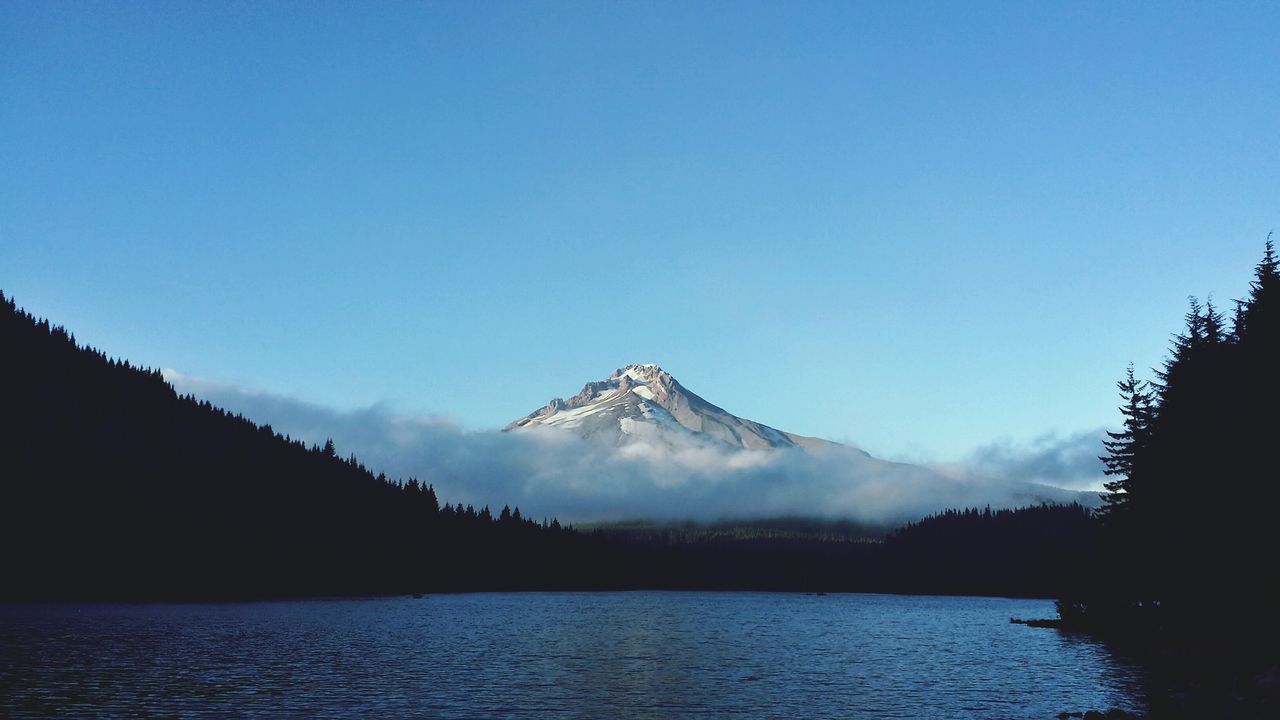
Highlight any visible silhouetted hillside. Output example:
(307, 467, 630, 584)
(0, 290, 603, 599)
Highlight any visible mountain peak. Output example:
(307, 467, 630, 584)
(504, 363, 837, 452)
(612, 363, 664, 378)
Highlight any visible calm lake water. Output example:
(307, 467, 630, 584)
(0, 592, 1144, 719)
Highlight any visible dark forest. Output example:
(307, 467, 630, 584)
(1056, 240, 1280, 692)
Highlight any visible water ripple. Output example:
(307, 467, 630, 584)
(0, 592, 1145, 719)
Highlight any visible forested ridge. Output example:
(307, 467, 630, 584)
(0, 290, 603, 598)
(1, 288, 1091, 599)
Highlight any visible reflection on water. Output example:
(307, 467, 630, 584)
(0, 592, 1144, 719)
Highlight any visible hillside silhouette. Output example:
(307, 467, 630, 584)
(0, 290, 612, 598)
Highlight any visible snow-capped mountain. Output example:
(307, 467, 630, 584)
(504, 363, 846, 452)
(504, 363, 1100, 512)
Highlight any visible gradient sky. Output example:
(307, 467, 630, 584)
(3, 1, 1277, 462)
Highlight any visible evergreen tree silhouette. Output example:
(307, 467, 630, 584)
(1065, 238, 1280, 669)
(1098, 364, 1153, 519)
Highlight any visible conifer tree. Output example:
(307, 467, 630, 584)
(1098, 364, 1153, 518)
(1239, 233, 1278, 347)
(1202, 296, 1226, 346)
(1153, 296, 1209, 407)
(1231, 299, 1248, 342)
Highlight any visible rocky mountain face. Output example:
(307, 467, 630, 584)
(505, 364, 846, 452)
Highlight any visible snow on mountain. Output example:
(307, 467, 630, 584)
(504, 364, 847, 453)
(503, 364, 1101, 512)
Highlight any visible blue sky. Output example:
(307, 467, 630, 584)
(3, 1, 1277, 462)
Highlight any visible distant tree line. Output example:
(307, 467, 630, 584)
(1, 288, 1092, 600)
(604, 502, 1094, 595)
(880, 503, 1095, 597)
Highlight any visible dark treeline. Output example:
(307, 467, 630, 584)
(588, 516, 894, 543)
(601, 503, 1094, 595)
(1063, 240, 1280, 684)
(881, 503, 1095, 598)
(2, 288, 1090, 600)
(0, 290, 609, 599)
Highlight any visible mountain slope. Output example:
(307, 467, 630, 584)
(505, 363, 1101, 514)
(0, 290, 593, 599)
(505, 364, 848, 452)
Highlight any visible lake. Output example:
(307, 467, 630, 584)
(0, 592, 1144, 719)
